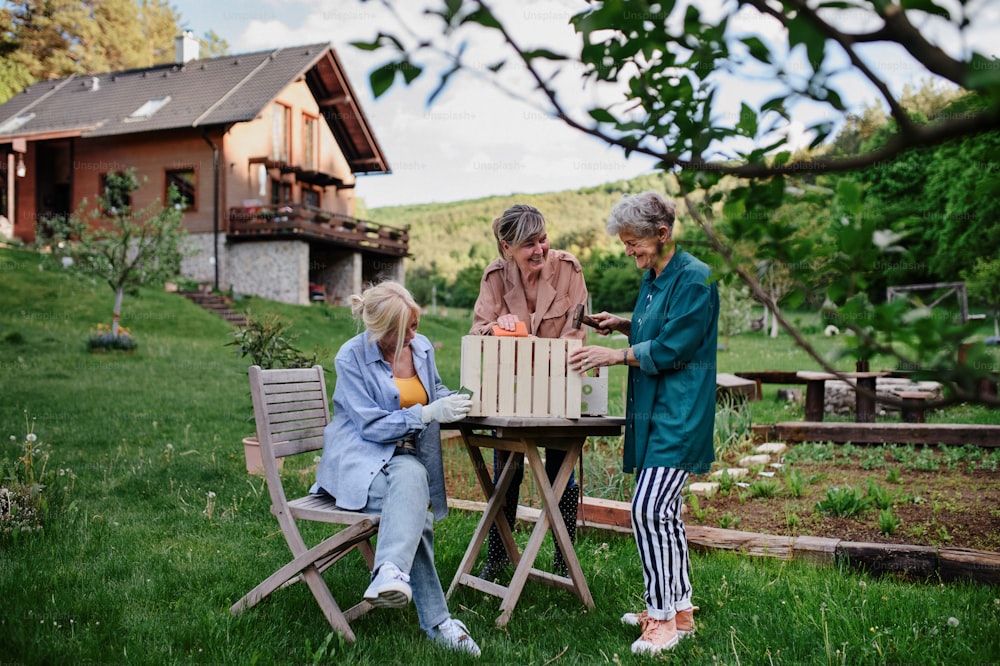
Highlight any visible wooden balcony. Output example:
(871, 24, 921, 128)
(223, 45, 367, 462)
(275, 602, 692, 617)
(227, 204, 409, 257)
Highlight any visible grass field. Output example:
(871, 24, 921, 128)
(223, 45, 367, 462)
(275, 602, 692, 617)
(2, 245, 999, 665)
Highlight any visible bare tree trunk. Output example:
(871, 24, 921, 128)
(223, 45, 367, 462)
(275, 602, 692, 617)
(112, 287, 124, 337)
(770, 305, 780, 338)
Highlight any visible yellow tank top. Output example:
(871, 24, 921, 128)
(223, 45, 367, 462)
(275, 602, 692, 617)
(395, 374, 428, 408)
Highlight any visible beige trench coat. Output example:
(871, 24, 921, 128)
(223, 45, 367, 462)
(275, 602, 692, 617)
(470, 249, 588, 341)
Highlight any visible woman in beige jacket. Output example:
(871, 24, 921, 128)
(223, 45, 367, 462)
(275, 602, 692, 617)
(470, 204, 588, 580)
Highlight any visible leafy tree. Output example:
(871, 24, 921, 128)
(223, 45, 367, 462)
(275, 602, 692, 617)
(717, 281, 755, 349)
(356, 0, 1000, 404)
(583, 247, 642, 314)
(198, 29, 229, 58)
(140, 0, 185, 65)
(1, 0, 181, 103)
(964, 257, 1000, 341)
(0, 7, 32, 101)
(44, 168, 186, 337)
(447, 261, 488, 308)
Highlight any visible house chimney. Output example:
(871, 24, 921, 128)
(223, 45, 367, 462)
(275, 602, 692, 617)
(176, 30, 199, 64)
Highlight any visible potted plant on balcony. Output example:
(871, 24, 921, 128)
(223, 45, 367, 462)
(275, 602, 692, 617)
(228, 310, 324, 474)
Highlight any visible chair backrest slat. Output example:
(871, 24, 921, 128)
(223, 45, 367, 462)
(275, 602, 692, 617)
(269, 409, 327, 426)
(249, 365, 331, 463)
(261, 380, 324, 394)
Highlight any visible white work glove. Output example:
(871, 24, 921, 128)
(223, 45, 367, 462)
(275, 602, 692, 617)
(421, 394, 472, 424)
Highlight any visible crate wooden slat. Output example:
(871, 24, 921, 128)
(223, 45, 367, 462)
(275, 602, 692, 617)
(460, 335, 601, 417)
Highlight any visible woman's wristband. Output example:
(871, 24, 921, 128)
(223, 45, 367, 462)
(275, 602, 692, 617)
(622, 348, 629, 365)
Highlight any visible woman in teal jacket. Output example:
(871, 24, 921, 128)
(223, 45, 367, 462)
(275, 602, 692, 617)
(570, 191, 719, 657)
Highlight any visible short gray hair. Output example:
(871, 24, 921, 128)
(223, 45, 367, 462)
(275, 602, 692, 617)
(606, 191, 675, 238)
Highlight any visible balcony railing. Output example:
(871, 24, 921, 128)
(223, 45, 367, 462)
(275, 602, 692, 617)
(228, 203, 409, 256)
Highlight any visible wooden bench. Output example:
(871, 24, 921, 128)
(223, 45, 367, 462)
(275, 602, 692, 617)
(898, 391, 932, 423)
(762, 421, 1000, 447)
(733, 371, 808, 402)
(716, 373, 758, 402)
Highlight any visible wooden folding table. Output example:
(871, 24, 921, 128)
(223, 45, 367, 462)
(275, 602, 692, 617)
(446, 415, 625, 626)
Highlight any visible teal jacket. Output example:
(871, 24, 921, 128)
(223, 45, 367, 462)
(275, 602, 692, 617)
(624, 248, 719, 475)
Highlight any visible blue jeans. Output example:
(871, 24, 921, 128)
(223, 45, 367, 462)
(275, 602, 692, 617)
(363, 454, 449, 635)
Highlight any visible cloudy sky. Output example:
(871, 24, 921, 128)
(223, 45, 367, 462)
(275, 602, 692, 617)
(167, 0, 998, 209)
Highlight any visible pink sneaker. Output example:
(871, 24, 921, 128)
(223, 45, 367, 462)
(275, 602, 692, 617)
(631, 615, 679, 655)
(622, 606, 698, 637)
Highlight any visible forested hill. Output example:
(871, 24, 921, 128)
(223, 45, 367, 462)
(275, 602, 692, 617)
(361, 172, 679, 281)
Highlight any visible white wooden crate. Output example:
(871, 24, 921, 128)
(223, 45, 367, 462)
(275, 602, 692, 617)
(460, 336, 608, 417)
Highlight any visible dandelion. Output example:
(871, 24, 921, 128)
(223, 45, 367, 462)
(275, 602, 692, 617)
(947, 617, 960, 628)
(204, 491, 217, 520)
(26, 433, 37, 443)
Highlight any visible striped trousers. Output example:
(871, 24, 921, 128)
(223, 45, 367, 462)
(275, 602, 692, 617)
(631, 467, 693, 621)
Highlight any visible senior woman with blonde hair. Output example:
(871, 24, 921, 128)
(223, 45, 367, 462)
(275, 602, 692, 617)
(311, 280, 481, 656)
(569, 192, 719, 657)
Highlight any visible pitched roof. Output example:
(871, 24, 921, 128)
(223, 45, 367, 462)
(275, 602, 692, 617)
(0, 43, 389, 174)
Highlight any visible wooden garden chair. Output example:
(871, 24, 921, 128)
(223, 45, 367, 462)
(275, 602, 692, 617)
(230, 365, 380, 642)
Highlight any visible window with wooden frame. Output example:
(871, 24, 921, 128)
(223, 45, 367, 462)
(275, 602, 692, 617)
(302, 187, 320, 209)
(165, 167, 197, 211)
(270, 180, 292, 206)
(303, 113, 319, 171)
(272, 103, 291, 162)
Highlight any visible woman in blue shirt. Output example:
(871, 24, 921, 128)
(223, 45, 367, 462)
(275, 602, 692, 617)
(311, 281, 481, 656)
(569, 192, 719, 656)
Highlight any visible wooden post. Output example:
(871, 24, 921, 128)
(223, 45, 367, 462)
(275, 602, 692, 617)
(855, 375, 878, 423)
(899, 392, 929, 423)
(803, 378, 826, 421)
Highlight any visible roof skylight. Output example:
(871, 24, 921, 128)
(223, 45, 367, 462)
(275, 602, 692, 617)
(0, 113, 36, 133)
(127, 96, 171, 121)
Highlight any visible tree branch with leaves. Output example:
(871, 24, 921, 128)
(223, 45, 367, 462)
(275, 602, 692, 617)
(357, 0, 1000, 405)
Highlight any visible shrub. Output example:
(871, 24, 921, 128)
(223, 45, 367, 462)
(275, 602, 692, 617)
(815, 485, 871, 518)
(227, 310, 321, 369)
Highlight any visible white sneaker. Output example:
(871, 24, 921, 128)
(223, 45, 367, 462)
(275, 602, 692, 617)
(363, 562, 411, 608)
(432, 617, 481, 656)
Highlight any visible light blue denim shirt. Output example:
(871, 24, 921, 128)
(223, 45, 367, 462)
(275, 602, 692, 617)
(311, 331, 453, 520)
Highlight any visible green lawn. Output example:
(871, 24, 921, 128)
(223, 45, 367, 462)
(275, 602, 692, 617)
(2, 245, 998, 665)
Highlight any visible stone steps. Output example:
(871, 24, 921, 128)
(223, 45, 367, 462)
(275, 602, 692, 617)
(180, 290, 247, 327)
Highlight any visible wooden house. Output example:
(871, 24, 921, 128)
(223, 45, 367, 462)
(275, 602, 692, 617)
(0, 33, 407, 305)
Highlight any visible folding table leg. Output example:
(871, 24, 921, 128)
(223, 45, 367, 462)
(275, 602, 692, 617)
(495, 438, 593, 626)
(447, 445, 523, 598)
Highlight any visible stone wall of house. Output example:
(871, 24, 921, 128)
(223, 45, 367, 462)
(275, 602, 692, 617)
(228, 240, 309, 306)
(311, 246, 361, 305)
(177, 234, 407, 307)
(179, 233, 217, 285)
